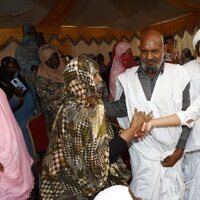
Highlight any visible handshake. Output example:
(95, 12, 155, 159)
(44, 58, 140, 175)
(120, 108, 183, 168)
(128, 108, 154, 140)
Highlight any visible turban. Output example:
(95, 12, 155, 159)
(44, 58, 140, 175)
(192, 29, 200, 49)
(94, 185, 134, 200)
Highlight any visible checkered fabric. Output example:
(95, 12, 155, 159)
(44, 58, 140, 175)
(40, 55, 130, 199)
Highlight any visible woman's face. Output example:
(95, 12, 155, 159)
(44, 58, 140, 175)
(122, 48, 132, 56)
(45, 52, 60, 69)
(6, 63, 18, 73)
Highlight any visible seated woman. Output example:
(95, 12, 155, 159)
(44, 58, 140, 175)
(0, 89, 34, 199)
(36, 44, 65, 136)
(0, 56, 35, 157)
(40, 55, 150, 200)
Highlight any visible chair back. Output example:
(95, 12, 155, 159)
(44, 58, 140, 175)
(26, 113, 49, 160)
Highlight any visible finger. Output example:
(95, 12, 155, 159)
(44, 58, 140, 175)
(163, 158, 174, 167)
(134, 107, 138, 115)
(146, 111, 153, 122)
(136, 130, 146, 138)
(142, 111, 147, 120)
(163, 157, 170, 162)
(141, 122, 146, 132)
(161, 161, 169, 167)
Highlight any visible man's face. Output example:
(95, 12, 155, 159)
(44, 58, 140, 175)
(140, 35, 164, 73)
(165, 39, 175, 53)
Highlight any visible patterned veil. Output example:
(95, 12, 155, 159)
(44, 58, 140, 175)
(40, 55, 130, 200)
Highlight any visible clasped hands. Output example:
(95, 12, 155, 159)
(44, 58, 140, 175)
(129, 108, 153, 140)
(129, 108, 183, 167)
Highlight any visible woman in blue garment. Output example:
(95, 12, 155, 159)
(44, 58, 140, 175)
(15, 23, 44, 113)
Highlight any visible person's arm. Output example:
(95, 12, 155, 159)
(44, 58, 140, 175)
(143, 114, 181, 132)
(104, 92, 127, 117)
(162, 82, 191, 167)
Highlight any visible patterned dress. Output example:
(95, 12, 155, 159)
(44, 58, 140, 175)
(36, 75, 64, 134)
(40, 55, 130, 200)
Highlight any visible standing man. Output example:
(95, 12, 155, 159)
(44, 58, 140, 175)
(105, 30, 191, 199)
(182, 29, 200, 200)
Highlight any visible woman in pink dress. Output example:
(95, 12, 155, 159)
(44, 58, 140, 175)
(0, 89, 34, 200)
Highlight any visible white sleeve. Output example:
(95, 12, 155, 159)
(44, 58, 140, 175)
(176, 95, 200, 128)
(177, 111, 197, 128)
(187, 95, 200, 116)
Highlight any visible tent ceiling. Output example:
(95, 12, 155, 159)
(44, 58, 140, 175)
(0, 0, 199, 32)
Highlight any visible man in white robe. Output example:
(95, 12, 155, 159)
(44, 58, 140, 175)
(182, 29, 200, 200)
(105, 30, 191, 200)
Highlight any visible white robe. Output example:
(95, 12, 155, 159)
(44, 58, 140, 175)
(183, 59, 200, 152)
(182, 59, 200, 200)
(116, 63, 190, 200)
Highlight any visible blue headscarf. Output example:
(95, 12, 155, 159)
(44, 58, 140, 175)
(20, 23, 36, 47)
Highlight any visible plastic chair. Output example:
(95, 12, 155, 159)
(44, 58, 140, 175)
(26, 113, 49, 161)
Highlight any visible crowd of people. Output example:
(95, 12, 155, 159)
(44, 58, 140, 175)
(1, 22, 200, 200)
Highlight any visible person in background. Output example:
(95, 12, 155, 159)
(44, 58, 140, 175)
(109, 41, 135, 101)
(36, 44, 65, 136)
(15, 24, 40, 77)
(180, 28, 200, 200)
(97, 53, 111, 93)
(179, 48, 195, 65)
(0, 56, 28, 112)
(0, 56, 35, 157)
(15, 23, 42, 113)
(107, 51, 113, 68)
(96, 53, 108, 74)
(0, 89, 34, 199)
(40, 55, 151, 200)
(164, 34, 179, 63)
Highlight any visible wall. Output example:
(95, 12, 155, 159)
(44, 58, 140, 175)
(0, 27, 197, 64)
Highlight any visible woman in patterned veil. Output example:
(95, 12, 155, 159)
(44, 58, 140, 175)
(40, 55, 148, 200)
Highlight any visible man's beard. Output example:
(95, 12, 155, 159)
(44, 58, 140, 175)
(141, 57, 163, 74)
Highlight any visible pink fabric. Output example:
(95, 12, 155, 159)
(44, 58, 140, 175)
(0, 89, 34, 200)
(109, 41, 132, 101)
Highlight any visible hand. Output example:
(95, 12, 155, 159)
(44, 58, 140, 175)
(130, 108, 153, 139)
(14, 87, 24, 97)
(86, 95, 97, 107)
(171, 49, 179, 59)
(141, 120, 154, 133)
(161, 148, 183, 167)
(0, 162, 4, 172)
(121, 108, 153, 142)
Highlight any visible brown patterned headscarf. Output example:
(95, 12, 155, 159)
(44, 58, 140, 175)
(64, 54, 100, 106)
